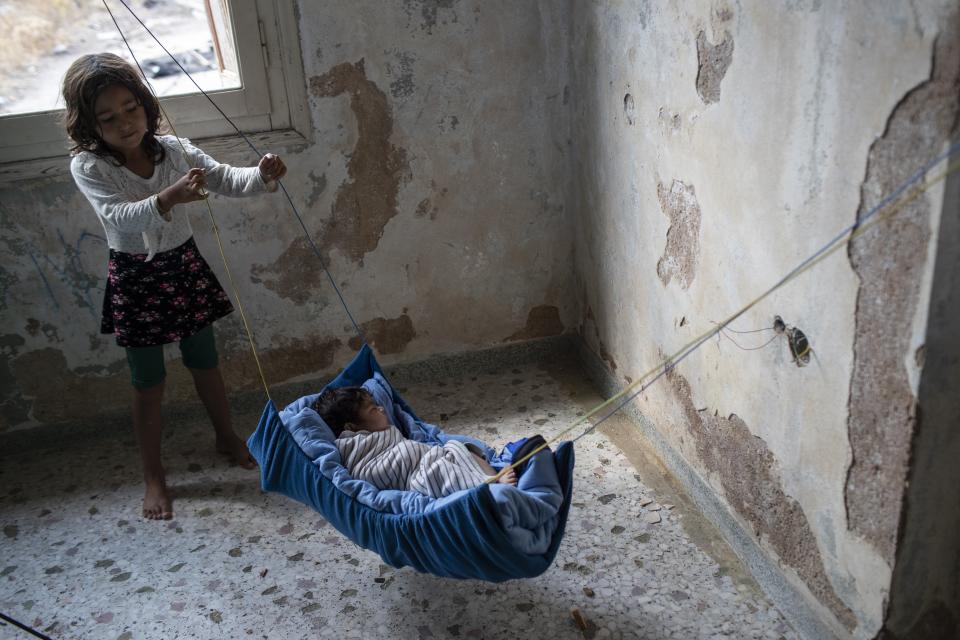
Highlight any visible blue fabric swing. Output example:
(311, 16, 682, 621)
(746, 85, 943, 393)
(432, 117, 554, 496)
(247, 344, 575, 581)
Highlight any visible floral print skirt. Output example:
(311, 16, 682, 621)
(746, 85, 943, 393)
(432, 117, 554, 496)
(101, 237, 234, 347)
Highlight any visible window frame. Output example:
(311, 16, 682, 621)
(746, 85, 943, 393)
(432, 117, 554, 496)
(0, 0, 309, 177)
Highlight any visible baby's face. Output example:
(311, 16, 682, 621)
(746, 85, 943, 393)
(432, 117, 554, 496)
(354, 397, 390, 432)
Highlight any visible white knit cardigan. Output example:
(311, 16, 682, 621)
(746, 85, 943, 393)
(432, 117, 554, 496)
(70, 135, 266, 260)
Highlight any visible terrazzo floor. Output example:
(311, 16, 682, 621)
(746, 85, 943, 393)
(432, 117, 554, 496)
(1, 356, 799, 640)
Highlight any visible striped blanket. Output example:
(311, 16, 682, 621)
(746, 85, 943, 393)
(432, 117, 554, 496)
(335, 426, 491, 498)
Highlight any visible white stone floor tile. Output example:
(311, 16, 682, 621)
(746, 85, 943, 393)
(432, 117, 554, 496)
(1, 360, 798, 640)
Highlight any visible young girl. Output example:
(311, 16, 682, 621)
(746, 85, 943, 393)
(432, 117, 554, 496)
(63, 53, 287, 520)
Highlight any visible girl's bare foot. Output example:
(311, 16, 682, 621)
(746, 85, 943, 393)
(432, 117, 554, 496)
(143, 476, 173, 520)
(216, 433, 257, 469)
(497, 468, 518, 486)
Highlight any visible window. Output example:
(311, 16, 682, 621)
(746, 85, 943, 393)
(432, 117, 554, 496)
(0, 0, 308, 169)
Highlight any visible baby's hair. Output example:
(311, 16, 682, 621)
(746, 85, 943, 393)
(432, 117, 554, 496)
(314, 386, 371, 437)
(61, 52, 166, 167)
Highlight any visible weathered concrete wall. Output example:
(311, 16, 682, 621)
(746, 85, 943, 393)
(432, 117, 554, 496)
(0, 0, 574, 432)
(3, 2, 957, 637)
(570, 1, 957, 638)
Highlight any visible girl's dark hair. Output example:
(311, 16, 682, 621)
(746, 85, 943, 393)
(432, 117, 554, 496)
(61, 52, 166, 166)
(314, 387, 371, 437)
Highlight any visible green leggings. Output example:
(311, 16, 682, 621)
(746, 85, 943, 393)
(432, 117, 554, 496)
(125, 325, 218, 389)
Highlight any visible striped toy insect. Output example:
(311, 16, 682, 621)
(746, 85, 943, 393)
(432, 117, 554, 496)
(773, 316, 811, 367)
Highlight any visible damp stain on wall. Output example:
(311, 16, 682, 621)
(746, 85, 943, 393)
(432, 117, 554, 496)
(4, 330, 345, 431)
(251, 59, 410, 303)
(666, 365, 857, 630)
(348, 313, 416, 355)
(695, 30, 734, 105)
(311, 60, 410, 263)
(1, 334, 28, 430)
(844, 28, 960, 564)
(385, 49, 417, 100)
(581, 305, 617, 371)
(221, 335, 343, 392)
(0, 265, 18, 314)
(505, 305, 564, 341)
(415, 198, 437, 220)
(415, 181, 448, 221)
(24, 319, 62, 343)
(402, 0, 460, 34)
(304, 170, 327, 209)
(7, 348, 126, 427)
(656, 179, 702, 290)
(599, 344, 617, 371)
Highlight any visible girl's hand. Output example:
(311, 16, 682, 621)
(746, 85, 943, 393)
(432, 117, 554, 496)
(159, 168, 208, 212)
(258, 153, 286, 191)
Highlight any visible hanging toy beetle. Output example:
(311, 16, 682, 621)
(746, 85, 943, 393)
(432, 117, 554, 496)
(773, 315, 812, 367)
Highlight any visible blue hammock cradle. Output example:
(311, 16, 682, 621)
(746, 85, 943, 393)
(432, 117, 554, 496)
(247, 345, 575, 581)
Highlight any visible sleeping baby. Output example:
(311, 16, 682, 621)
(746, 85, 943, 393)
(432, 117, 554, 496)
(314, 386, 536, 498)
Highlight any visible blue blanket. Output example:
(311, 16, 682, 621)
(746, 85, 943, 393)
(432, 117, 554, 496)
(247, 345, 575, 581)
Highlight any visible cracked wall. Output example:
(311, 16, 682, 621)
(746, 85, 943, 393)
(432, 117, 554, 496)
(844, 24, 960, 564)
(309, 59, 410, 266)
(505, 305, 565, 342)
(656, 179, 702, 290)
(347, 313, 417, 355)
(571, 2, 956, 637)
(250, 59, 411, 303)
(667, 365, 856, 630)
(696, 30, 734, 104)
(3, 3, 957, 639)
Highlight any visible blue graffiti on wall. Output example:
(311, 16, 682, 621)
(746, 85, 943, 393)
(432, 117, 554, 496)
(29, 230, 107, 318)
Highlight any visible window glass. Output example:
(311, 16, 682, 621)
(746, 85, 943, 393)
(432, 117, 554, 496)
(0, 0, 239, 117)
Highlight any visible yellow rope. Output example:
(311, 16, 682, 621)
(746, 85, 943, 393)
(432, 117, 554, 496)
(489, 156, 960, 482)
(156, 111, 275, 406)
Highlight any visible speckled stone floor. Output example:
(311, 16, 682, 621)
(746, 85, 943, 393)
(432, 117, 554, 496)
(1, 355, 798, 640)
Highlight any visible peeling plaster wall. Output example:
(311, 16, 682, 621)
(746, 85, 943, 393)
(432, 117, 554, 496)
(3, 2, 958, 637)
(0, 0, 574, 432)
(844, 24, 960, 565)
(570, 1, 957, 638)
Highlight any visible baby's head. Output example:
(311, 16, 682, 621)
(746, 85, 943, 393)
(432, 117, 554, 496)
(314, 386, 390, 436)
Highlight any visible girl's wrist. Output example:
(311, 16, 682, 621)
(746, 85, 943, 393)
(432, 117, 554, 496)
(156, 191, 172, 219)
